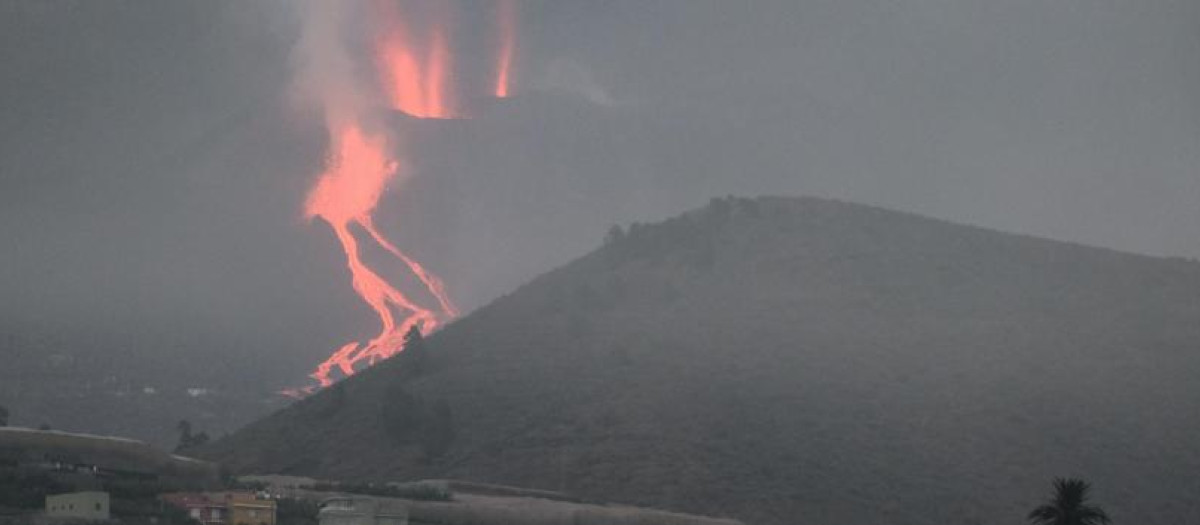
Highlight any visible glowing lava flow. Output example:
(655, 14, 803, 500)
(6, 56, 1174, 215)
(287, 0, 524, 395)
(362, 217, 460, 318)
(494, 0, 516, 98)
(301, 124, 452, 390)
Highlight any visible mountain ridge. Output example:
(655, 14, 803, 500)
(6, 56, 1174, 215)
(200, 195, 1200, 525)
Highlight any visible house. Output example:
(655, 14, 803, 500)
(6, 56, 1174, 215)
(45, 491, 110, 521)
(225, 492, 277, 525)
(162, 492, 228, 525)
(162, 491, 276, 525)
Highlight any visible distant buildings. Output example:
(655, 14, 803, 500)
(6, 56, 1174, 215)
(226, 492, 277, 525)
(0, 426, 220, 485)
(318, 496, 408, 525)
(243, 478, 743, 525)
(162, 492, 227, 524)
(315, 485, 745, 525)
(162, 492, 277, 525)
(45, 491, 110, 521)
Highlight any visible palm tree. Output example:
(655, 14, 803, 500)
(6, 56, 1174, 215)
(1028, 477, 1111, 525)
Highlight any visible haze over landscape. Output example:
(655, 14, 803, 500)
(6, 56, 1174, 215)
(0, 1, 1198, 524)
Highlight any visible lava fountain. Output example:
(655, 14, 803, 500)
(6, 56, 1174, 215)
(494, 0, 516, 98)
(375, 0, 457, 118)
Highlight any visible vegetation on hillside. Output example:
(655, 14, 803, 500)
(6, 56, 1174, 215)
(200, 197, 1200, 525)
(305, 480, 452, 501)
(378, 328, 457, 460)
(174, 420, 211, 453)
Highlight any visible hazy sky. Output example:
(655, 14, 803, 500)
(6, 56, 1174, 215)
(1, 0, 1196, 381)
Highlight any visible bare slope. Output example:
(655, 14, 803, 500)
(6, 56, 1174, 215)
(200, 196, 1200, 525)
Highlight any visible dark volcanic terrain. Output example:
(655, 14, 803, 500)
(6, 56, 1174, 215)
(201, 196, 1200, 525)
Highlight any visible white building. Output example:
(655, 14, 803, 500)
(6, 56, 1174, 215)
(46, 491, 110, 521)
(318, 496, 410, 525)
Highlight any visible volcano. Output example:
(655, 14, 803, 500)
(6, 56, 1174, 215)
(199, 196, 1200, 525)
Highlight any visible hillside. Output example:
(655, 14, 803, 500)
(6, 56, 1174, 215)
(199, 196, 1200, 525)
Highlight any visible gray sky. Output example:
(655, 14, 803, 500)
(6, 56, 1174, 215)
(1, 0, 1197, 382)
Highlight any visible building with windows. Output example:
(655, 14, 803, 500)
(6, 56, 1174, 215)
(226, 491, 277, 525)
(162, 492, 228, 525)
(162, 491, 276, 525)
(45, 491, 110, 521)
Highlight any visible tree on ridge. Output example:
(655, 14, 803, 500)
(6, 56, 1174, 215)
(1028, 477, 1111, 525)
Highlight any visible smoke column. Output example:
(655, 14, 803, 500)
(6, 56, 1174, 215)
(287, 1, 460, 395)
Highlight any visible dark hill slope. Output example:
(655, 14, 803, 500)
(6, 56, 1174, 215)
(200, 197, 1200, 525)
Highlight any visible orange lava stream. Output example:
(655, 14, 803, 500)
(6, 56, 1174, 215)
(362, 217, 460, 318)
(301, 124, 447, 390)
(494, 0, 516, 98)
(287, 0, 524, 396)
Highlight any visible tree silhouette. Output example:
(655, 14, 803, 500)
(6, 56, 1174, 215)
(177, 419, 192, 440)
(604, 224, 625, 245)
(403, 325, 427, 376)
(1028, 478, 1111, 525)
(175, 420, 194, 452)
(0, 405, 8, 427)
(175, 419, 210, 453)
